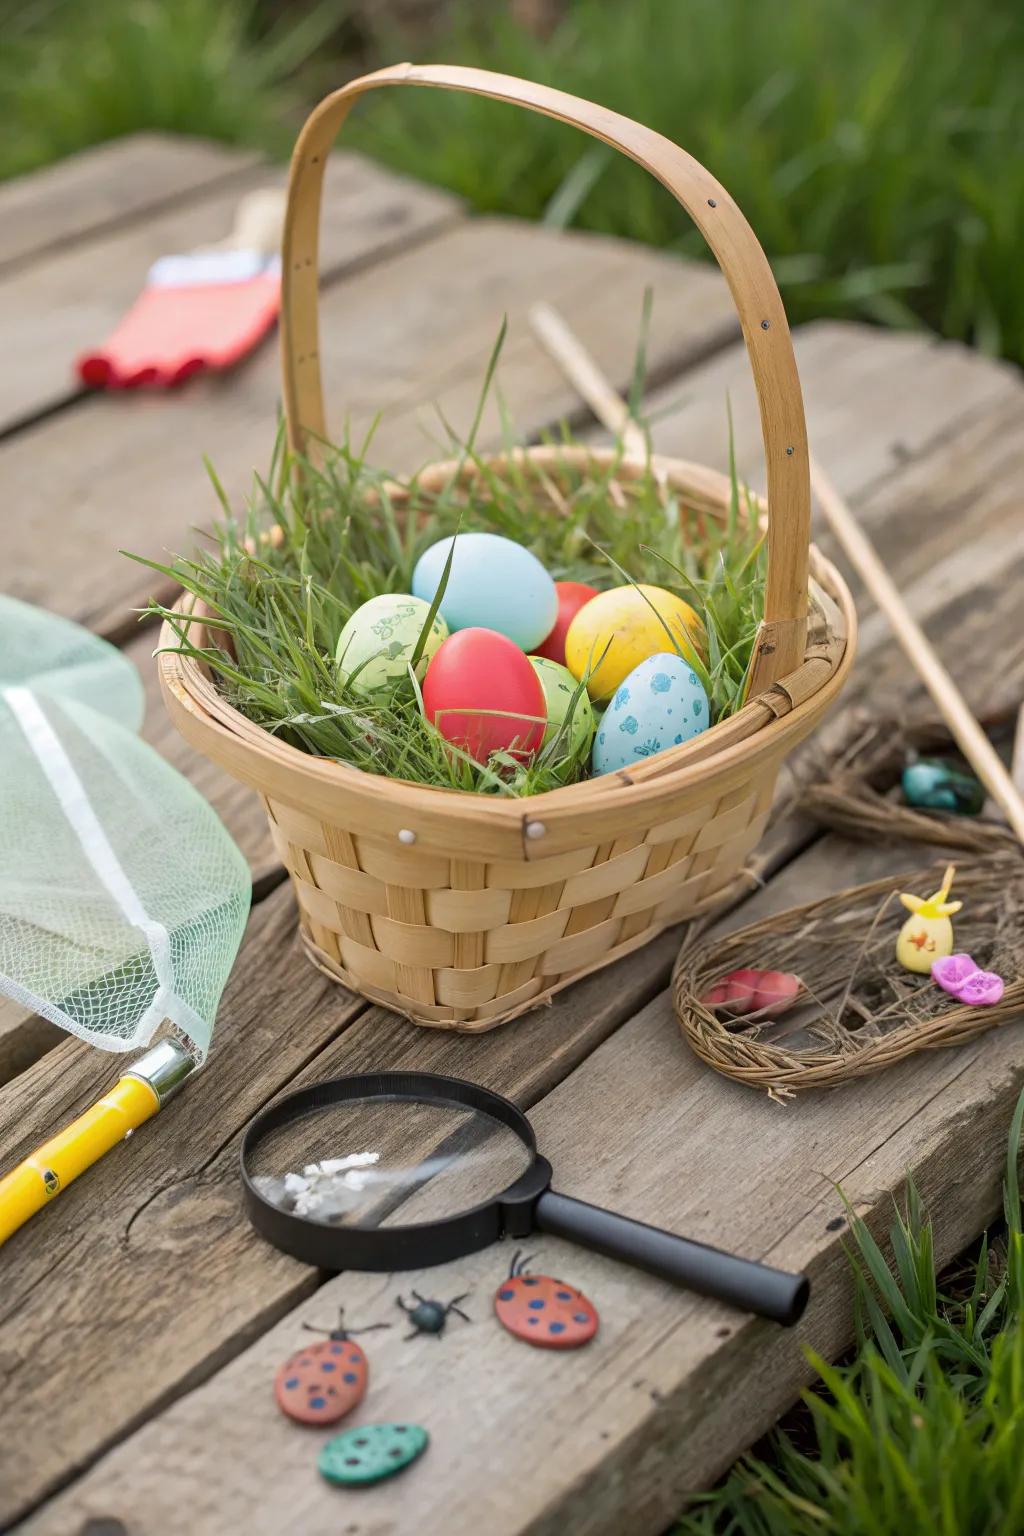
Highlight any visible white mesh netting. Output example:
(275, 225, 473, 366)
(0, 597, 250, 1062)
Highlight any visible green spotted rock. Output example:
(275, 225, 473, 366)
(318, 1422, 429, 1487)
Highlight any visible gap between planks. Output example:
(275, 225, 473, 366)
(2, 314, 1020, 1111)
(0, 147, 465, 441)
(2, 141, 1024, 1523)
(16, 836, 1024, 1536)
(11, 403, 1023, 1523)
(0, 883, 687, 1528)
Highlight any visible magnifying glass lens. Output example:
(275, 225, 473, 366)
(242, 1073, 809, 1327)
(247, 1093, 533, 1229)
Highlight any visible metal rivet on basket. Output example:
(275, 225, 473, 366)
(525, 821, 547, 841)
(786, 446, 794, 456)
(761, 320, 771, 330)
(707, 197, 717, 207)
(398, 829, 417, 846)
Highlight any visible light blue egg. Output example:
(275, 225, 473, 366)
(592, 652, 709, 775)
(412, 532, 557, 651)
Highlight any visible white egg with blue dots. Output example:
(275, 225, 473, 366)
(591, 651, 709, 775)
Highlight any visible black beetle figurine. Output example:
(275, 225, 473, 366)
(396, 1290, 471, 1341)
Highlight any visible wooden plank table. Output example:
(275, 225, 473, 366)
(1, 134, 1022, 1536)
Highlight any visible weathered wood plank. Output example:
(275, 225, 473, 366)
(0, 150, 462, 436)
(596, 318, 1024, 783)
(2, 331, 1018, 1095)
(0, 134, 259, 274)
(21, 837, 1023, 1536)
(128, 623, 278, 885)
(0, 221, 736, 637)
(5, 422, 1022, 1523)
(643, 319, 1020, 504)
(0, 882, 682, 1527)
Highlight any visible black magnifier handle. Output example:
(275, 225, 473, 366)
(534, 1189, 809, 1326)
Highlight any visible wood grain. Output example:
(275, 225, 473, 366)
(4, 131, 1023, 1535)
(0, 884, 682, 1527)
(0, 219, 735, 638)
(22, 838, 1023, 1536)
(128, 624, 278, 885)
(640, 318, 1021, 516)
(0, 134, 258, 274)
(0, 150, 461, 436)
(3, 325, 1018, 1089)
(811, 454, 1024, 842)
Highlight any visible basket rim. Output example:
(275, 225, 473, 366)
(158, 446, 856, 859)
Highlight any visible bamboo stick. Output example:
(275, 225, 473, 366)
(1012, 703, 1024, 797)
(809, 458, 1024, 846)
(529, 300, 1024, 847)
(529, 301, 648, 459)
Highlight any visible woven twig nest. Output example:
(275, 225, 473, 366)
(673, 855, 1024, 1098)
(795, 711, 1019, 855)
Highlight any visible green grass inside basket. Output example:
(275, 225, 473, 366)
(132, 322, 767, 798)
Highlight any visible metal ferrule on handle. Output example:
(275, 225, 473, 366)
(0, 1039, 193, 1247)
(535, 1189, 809, 1326)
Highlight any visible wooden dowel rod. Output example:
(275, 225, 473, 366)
(529, 301, 648, 460)
(1011, 703, 1024, 796)
(809, 456, 1024, 847)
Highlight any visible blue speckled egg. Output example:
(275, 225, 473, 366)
(412, 532, 557, 651)
(592, 652, 709, 775)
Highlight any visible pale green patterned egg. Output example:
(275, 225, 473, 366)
(529, 655, 595, 762)
(336, 594, 448, 697)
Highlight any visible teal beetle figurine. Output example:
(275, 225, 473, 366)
(902, 757, 984, 816)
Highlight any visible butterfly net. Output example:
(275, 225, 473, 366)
(0, 597, 249, 1062)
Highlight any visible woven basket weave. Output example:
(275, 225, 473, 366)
(160, 64, 857, 1031)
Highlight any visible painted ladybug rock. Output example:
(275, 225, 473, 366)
(494, 1253, 598, 1350)
(274, 1315, 381, 1426)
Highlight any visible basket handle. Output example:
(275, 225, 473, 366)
(280, 63, 810, 688)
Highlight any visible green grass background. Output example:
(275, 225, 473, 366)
(1, 0, 1021, 366)
(6, 2, 1024, 1526)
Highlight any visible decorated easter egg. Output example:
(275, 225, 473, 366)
(533, 581, 599, 666)
(592, 652, 708, 775)
(318, 1423, 429, 1486)
(412, 532, 557, 650)
(700, 968, 801, 1016)
(423, 628, 546, 764)
(335, 593, 447, 697)
(528, 655, 595, 761)
(565, 583, 704, 701)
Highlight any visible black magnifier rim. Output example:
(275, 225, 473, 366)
(240, 1071, 550, 1272)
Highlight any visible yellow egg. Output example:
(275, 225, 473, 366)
(564, 584, 704, 702)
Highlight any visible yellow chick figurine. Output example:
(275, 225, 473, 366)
(895, 864, 961, 974)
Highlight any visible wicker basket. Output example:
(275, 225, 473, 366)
(160, 64, 857, 1032)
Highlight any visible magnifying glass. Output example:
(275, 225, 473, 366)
(241, 1071, 809, 1327)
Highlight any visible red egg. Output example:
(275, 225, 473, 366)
(423, 628, 546, 764)
(700, 967, 761, 1012)
(700, 967, 801, 1016)
(533, 582, 600, 666)
(753, 970, 801, 1013)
